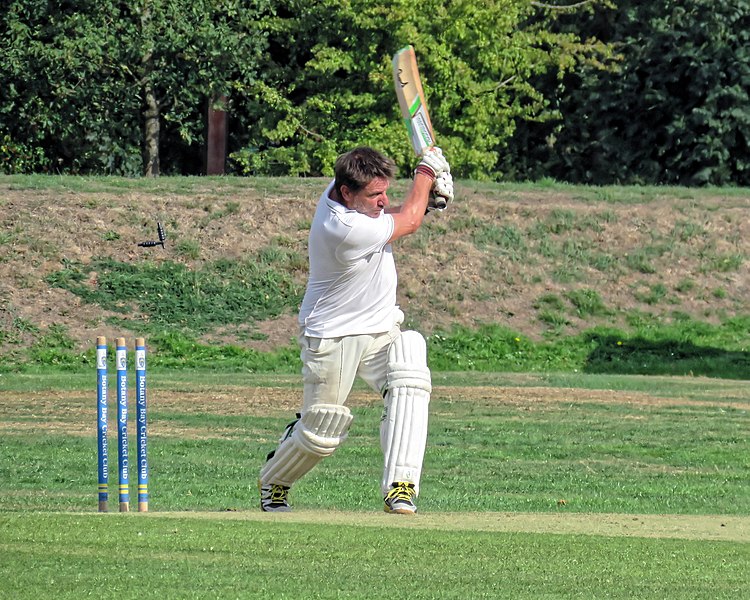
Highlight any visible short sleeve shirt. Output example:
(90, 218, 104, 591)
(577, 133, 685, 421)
(298, 181, 399, 337)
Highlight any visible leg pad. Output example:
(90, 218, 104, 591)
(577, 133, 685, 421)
(381, 331, 431, 495)
(260, 404, 353, 487)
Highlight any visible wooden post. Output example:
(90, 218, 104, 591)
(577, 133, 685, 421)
(205, 95, 227, 175)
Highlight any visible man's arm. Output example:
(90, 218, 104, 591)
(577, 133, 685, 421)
(386, 173, 433, 242)
(387, 148, 450, 243)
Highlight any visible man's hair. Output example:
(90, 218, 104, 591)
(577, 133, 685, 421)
(333, 147, 396, 197)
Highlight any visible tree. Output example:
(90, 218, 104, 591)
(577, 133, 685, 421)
(504, 0, 750, 185)
(229, 0, 612, 178)
(1, 0, 141, 173)
(127, 0, 271, 175)
(1, 0, 609, 177)
(0, 0, 269, 175)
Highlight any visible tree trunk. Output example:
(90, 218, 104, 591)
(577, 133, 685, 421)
(143, 82, 160, 177)
(140, 1, 159, 177)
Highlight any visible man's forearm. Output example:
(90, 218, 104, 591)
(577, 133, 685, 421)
(407, 172, 434, 208)
(385, 173, 432, 216)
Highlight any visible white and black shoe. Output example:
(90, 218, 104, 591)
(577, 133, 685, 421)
(260, 483, 291, 512)
(383, 482, 417, 514)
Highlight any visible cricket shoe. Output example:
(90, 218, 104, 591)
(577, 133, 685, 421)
(259, 482, 291, 512)
(383, 482, 417, 515)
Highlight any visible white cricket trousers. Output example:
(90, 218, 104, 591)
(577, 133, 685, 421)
(298, 320, 403, 409)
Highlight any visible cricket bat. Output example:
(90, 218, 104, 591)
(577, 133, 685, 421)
(392, 45, 435, 155)
(392, 45, 447, 209)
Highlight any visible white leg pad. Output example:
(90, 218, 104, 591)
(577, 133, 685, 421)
(260, 404, 353, 487)
(381, 331, 431, 495)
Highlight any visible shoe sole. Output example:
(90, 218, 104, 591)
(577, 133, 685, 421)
(384, 507, 417, 515)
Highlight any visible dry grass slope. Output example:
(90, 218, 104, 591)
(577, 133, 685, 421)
(1, 177, 748, 353)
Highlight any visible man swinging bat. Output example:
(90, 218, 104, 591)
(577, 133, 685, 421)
(258, 143, 453, 514)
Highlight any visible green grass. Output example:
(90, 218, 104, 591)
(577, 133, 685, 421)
(2, 314, 748, 378)
(3, 396, 746, 515)
(1, 372, 748, 515)
(1, 173, 327, 196)
(472, 223, 527, 261)
(425, 318, 750, 379)
(6, 173, 749, 202)
(1, 514, 747, 599)
(44, 256, 302, 334)
(565, 288, 612, 317)
(0, 371, 748, 598)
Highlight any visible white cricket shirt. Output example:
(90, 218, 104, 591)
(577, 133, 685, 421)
(298, 181, 399, 337)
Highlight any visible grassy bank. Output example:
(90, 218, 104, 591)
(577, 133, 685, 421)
(1, 176, 748, 379)
(2, 315, 748, 379)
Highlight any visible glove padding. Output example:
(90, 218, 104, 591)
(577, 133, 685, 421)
(427, 172, 454, 212)
(415, 146, 450, 179)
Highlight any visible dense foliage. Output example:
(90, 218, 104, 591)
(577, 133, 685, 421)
(0, 0, 609, 177)
(505, 0, 750, 185)
(2, 1, 747, 183)
(0, 0, 270, 175)
(229, 0, 611, 179)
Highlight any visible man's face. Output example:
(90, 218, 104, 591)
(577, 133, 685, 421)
(341, 177, 390, 218)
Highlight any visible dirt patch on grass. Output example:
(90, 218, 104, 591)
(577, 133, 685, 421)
(2, 383, 746, 437)
(437, 385, 750, 410)
(149, 509, 750, 542)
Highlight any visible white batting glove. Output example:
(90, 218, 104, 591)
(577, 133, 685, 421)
(414, 146, 450, 179)
(427, 172, 453, 212)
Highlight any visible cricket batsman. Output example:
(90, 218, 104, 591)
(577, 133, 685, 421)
(258, 145, 453, 514)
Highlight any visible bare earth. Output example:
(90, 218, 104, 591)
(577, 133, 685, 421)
(150, 510, 750, 543)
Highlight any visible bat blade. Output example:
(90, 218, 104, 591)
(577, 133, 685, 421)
(393, 45, 435, 155)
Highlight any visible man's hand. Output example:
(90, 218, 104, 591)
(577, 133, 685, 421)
(414, 146, 450, 179)
(427, 172, 454, 212)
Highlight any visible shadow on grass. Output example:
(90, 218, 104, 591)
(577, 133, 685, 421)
(583, 333, 750, 380)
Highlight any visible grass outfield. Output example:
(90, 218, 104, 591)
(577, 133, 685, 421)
(1, 512, 747, 599)
(0, 371, 748, 598)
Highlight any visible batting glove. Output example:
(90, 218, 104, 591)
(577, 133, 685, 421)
(427, 172, 454, 212)
(414, 146, 450, 180)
